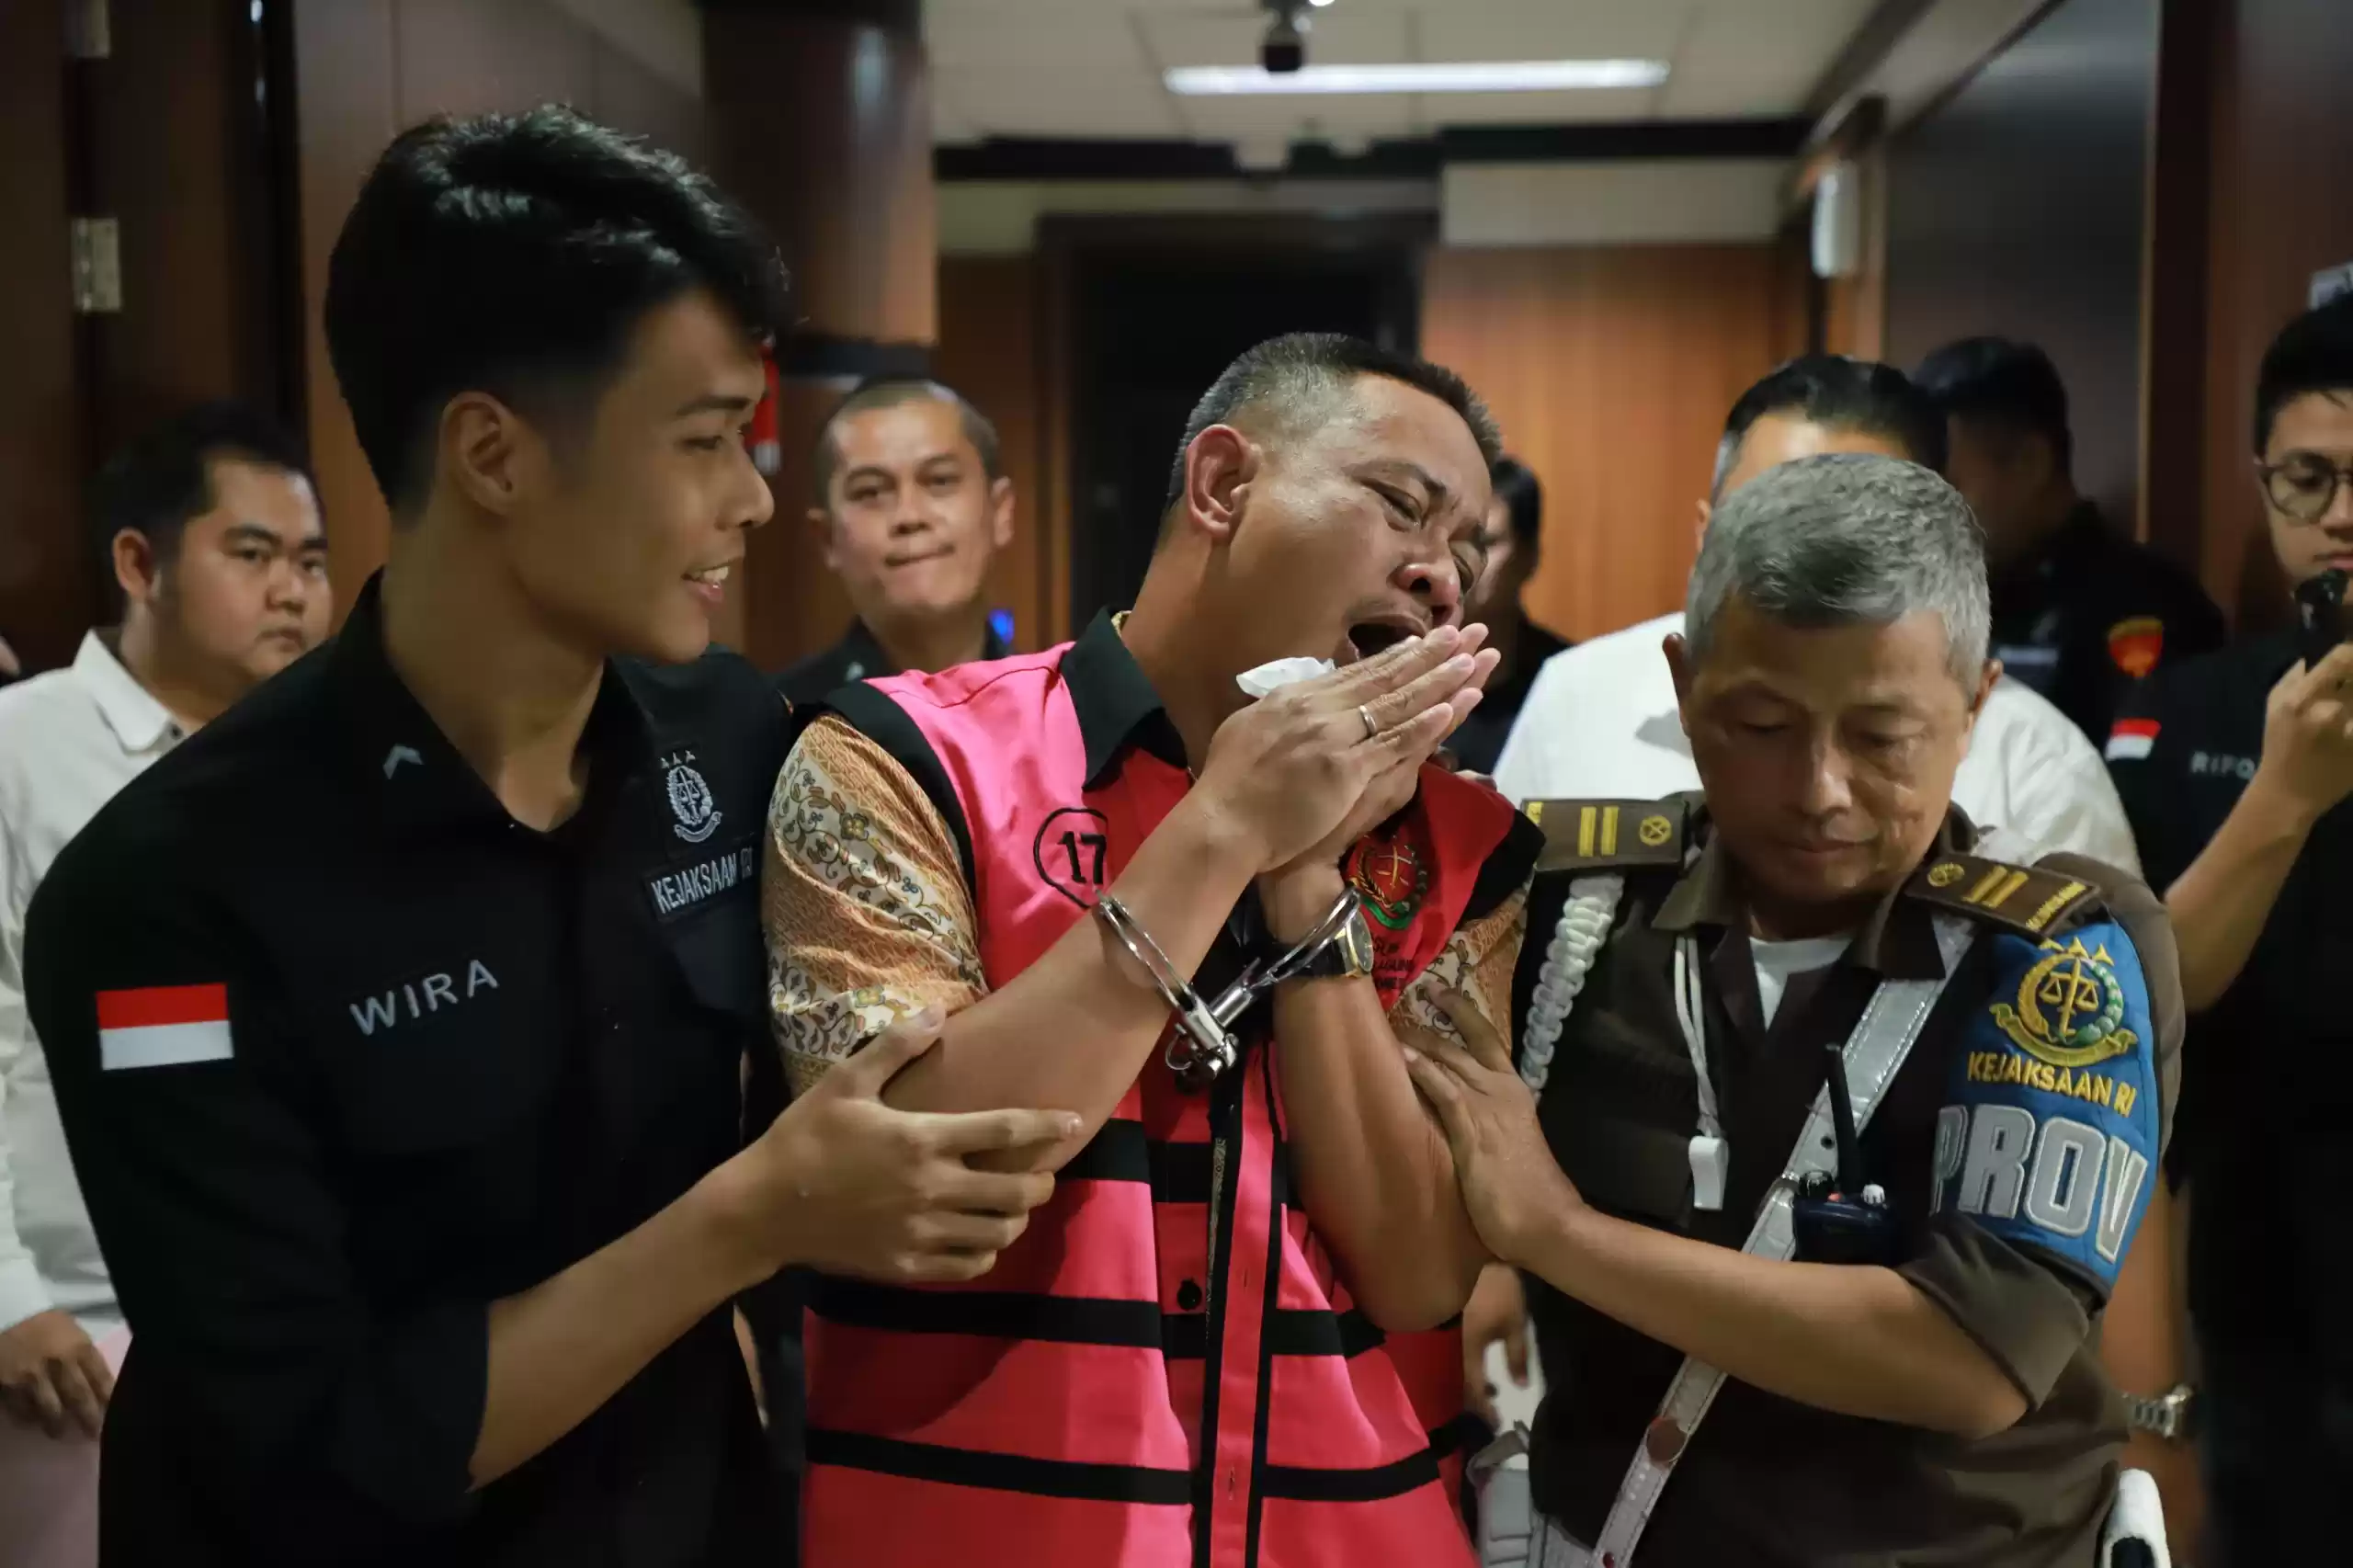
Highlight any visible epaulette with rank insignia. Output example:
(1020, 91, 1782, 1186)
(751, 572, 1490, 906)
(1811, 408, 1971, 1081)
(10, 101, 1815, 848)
(1522, 797, 1689, 874)
(1908, 850, 2103, 937)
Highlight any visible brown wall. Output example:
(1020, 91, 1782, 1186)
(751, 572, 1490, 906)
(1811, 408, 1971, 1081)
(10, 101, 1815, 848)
(287, 0, 705, 631)
(0, 0, 85, 673)
(937, 256, 1051, 652)
(1420, 245, 1787, 642)
(2190, 0, 2353, 626)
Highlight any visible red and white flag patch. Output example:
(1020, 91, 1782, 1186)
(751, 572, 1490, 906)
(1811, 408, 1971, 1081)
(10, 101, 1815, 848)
(2104, 717, 2160, 761)
(97, 984, 233, 1071)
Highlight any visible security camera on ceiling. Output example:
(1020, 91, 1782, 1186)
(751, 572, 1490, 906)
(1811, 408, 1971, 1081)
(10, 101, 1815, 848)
(1261, 1, 1311, 74)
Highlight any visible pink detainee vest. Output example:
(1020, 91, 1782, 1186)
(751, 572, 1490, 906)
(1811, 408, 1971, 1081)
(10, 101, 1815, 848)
(801, 635, 1529, 1568)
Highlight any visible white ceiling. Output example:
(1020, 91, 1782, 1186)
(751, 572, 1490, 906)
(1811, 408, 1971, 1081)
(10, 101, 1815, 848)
(925, 0, 1883, 151)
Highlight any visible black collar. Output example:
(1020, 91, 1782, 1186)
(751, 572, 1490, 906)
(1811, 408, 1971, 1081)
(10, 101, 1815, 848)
(833, 617, 1013, 684)
(326, 571, 657, 839)
(1062, 610, 1187, 789)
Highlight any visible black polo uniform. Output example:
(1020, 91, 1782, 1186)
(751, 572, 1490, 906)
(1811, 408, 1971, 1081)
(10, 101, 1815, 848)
(1988, 502, 2223, 743)
(774, 618, 1007, 709)
(2105, 629, 2353, 1562)
(22, 574, 792, 1566)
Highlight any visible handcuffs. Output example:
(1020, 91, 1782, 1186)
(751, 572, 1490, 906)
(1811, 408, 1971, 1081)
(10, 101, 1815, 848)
(1095, 888, 1372, 1086)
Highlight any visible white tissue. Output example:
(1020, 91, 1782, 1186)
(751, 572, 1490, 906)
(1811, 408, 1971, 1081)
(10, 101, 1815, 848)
(1235, 656, 1337, 699)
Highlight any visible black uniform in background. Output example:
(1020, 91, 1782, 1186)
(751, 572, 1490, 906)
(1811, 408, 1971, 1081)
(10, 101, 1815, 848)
(1989, 501, 2224, 743)
(775, 618, 1008, 709)
(23, 575, 794, 1567)
(2105, 630, 2353, 1566)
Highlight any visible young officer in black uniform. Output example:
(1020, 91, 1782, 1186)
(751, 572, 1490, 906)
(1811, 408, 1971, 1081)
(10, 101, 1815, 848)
(21, 108, 1072, 1568)
(2105, 295, 2353, 1566)
(1917, 337, 2223, 743)
(1405, 455, 2179, 1567)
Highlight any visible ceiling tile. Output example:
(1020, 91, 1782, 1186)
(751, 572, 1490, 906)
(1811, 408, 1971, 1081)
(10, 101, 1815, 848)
(1406, 0, 1698, 62)
(925, 6, 1142, 70)
(1142, 6, 1414, 71)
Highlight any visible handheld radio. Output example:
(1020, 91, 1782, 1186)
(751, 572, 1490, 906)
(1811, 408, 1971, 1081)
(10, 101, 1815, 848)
(1790, 1041, 1897, 1266)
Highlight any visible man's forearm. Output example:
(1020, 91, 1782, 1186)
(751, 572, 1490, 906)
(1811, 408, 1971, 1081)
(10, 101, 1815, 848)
(1267, 875, 1484, 1331)
(1515, 1205, 2027, 1438)
(2165, 772, 2313, 1010)
(878, 793, 1260, 1170)
(473, 1167, 764, 1486)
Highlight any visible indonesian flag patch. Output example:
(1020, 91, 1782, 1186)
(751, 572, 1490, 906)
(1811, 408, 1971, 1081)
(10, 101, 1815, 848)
(97, 984, 233, 1071)
(2107, 616, 2165, 678)
(2105, 717, 2159, 761)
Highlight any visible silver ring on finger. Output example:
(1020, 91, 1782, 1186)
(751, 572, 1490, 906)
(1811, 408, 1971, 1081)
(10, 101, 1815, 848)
(1358, 703, 1379, 741)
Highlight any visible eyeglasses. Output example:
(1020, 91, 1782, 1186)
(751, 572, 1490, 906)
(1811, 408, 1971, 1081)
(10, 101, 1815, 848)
(2256, 452, 2353, 523)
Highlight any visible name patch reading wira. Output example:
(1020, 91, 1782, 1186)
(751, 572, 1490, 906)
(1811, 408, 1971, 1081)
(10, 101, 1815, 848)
(646, 841, 759, 920)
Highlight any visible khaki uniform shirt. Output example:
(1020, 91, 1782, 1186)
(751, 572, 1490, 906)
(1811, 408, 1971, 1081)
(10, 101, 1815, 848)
(1510, 797, 2182, 1568)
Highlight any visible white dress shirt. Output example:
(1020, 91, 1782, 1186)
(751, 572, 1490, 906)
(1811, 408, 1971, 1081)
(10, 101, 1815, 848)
(1491, 611, 2142, 875)
(0, 633, 185, 1335)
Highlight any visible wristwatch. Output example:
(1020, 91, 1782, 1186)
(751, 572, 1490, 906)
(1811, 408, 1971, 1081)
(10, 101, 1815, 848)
(1291, 898, 1375, 980)
(2121, 1382, 2198, 1443)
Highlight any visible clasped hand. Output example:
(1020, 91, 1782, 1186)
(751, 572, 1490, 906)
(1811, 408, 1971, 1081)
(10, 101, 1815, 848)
(1192, 624, 1498, 880)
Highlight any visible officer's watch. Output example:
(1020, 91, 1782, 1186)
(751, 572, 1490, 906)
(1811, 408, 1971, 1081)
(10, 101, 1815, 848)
(2121, 1382, 2199, 1443)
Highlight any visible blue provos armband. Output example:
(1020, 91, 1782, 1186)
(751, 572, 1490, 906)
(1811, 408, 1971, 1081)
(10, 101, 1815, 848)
(1927, 921, 2161, 1299)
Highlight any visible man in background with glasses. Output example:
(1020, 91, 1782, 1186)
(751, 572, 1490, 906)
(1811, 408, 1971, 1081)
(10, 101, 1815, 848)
(2104, 293, 2353, 1565)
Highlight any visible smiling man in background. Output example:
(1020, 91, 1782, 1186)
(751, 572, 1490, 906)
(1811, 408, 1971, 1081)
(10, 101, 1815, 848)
(777, 378, 1016, 705)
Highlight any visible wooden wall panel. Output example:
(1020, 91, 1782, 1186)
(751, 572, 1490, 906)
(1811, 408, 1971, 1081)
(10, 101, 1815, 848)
(936, 256, 1048, 651)
(1421, 245, 1784, 643)
(89, 0, 288, 456)
(0, 0, 86, 673)
(2195, 0, 2353, 626)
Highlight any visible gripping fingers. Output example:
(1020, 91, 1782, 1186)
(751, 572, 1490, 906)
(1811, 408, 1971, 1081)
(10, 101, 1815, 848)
(918, 1210, 1033, 1253)
(940, 1165, 1059, 1216)
(929, 1107, 1084, 1158)
(1327, 625, 1463, 704)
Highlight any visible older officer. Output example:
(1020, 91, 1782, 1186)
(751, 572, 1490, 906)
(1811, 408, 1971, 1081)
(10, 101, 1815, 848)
(1407, 453, 2180, 1566)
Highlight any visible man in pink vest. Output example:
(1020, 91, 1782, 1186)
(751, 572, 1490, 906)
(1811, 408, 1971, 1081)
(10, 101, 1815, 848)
(764, 333, 1542, 1565)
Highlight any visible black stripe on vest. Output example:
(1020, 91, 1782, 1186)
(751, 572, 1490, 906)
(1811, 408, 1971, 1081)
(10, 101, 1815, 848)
(1057, 1117, 1152, 1184)
(1427, 1411, 1485, 1461)
(1257, 1445, 1444, 1504)
(808, 1428, 1193, 1506)
(1263, 1308, 1384, 1358)
(1151, 1139, 1212, 1204)
(809, 1279, 1162, 1346)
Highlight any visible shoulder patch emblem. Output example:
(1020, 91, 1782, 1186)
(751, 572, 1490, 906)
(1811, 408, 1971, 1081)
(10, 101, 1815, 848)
(2107, 616, 2164, 678)
(1524, 798, 1686, 873)
(1908, 852, 2100, 937)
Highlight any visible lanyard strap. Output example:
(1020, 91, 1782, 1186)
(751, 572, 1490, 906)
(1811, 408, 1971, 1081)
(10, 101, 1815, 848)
(1561, 908, 1981, 1568)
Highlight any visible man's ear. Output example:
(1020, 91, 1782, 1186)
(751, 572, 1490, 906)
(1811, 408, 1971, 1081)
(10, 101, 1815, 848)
(810, 506, 842, 574)
(1693, 496, 1712, 546)
(1664, 631, 1695, 726)
(1178, 425, 1256, 544)
(439, 392, 540, 517)
(110, 528, 163, 611)
(1970, 657, 2001, 722)
(987, 474, 1016, 551)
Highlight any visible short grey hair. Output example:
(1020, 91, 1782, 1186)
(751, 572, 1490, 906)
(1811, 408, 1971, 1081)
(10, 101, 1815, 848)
(1683, 452, 1989, 683)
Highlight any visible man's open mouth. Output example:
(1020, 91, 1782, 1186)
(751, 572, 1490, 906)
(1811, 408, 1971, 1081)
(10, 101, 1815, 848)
(1341, 615, 1426, 665)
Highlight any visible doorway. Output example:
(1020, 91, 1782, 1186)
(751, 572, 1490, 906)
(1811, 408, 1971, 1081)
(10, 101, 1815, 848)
(1050, 215, 1430, 626)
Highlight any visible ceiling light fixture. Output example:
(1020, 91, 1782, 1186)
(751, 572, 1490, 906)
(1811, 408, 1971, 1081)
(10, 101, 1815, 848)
(1165, 59, 1668, 96)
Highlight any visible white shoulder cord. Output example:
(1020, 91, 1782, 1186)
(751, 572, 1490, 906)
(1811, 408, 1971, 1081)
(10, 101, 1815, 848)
(1518, 874, 1626, 1096)
(1520, 874, 1726, 1210)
